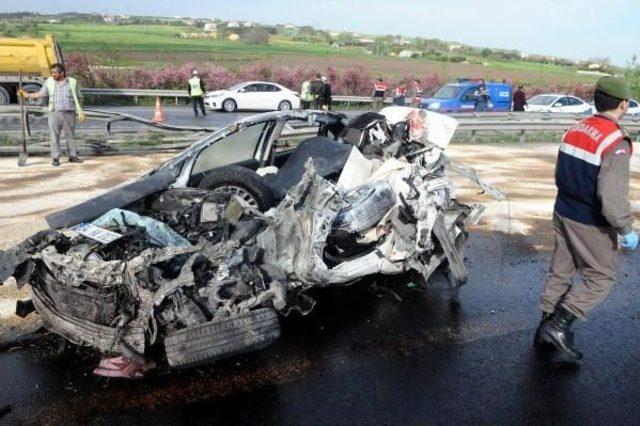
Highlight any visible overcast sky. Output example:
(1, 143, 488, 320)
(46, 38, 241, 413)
(2, 0, 638, 65)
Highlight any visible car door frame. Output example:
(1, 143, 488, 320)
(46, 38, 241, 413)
(235, 83, 262, 110)
(459, 86, 477, 112)
(551, 96, 569, 112)
(181, 120, 278, 187)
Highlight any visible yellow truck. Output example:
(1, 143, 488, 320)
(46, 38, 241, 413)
(0, 34, 64, 105)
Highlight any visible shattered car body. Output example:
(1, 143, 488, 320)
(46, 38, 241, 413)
(1, 107, 504, 373)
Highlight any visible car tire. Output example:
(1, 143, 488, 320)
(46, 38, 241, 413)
(22, 84, 45, 106)
(0, 86, 10, 105)
(164, 308, 281, 369)
(278, 100, 292, 111)
(222, 98, 237, 112)
(198, 165, 275, 211)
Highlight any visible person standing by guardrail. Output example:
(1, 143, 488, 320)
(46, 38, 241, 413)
(320, 76, 332, 111)
(392, 83, 406, 106)
(20, 62, 85, 166)
(310, 74, 325, 110)
(512, 85, 527, 111)
(474, 79, 490, 112)
(410, 79, 423, 108)
(535, 76, 637, 363)
(188, 70, 206, 117)
(300, 79, 313, 110)
(371, 78, 387, 111)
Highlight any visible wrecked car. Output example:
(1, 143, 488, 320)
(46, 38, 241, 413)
(0, 107, 504, 376)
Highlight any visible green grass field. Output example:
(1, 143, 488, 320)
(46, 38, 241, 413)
(36, 23, 366, 59)
(20, 22, 596, 85)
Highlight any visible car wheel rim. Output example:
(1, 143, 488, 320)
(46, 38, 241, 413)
(212, 185, 258, 207)
(224, 100, 235, 111)
(280, 102, 291, 111)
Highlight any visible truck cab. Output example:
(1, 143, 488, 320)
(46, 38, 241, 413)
(421, 80, 512, 113)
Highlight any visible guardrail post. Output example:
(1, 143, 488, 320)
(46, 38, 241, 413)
(175, 97, 179, 106)
(471, 130, 477, 144)
(134, 96, 138, 105)
(519, 129, 526, 144)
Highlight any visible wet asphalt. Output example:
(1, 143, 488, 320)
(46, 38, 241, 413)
(3, 228, 640, 424)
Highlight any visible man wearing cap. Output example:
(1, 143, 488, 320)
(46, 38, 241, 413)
(534, 76, 637, 363)
(187, 70, 206, 117)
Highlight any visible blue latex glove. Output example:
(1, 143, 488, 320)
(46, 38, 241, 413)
(620, 230, 639, 250)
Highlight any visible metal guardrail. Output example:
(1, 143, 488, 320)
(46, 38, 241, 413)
(0, 105, 638, 148)
(80, 88, 395, 105)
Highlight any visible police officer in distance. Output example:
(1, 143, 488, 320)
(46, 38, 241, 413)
(188, 70, 206, 117)
(535, 76, 637, 363)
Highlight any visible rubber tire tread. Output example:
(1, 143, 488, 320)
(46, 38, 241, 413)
(278, 100, 292, 111)
(197, 165, 275, 211)
(222, 98, 237, 112)
(164, 308, 281, 369)
(0, 86, 10, 105)
(23, 84, 45, 106)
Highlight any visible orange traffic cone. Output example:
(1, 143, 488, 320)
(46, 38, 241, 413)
(153, 97, 166, 123)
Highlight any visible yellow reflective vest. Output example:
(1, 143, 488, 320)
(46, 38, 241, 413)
(189, 77, 204, 97)
(46, 77, 83, 113)
(301, 80, 314, 102)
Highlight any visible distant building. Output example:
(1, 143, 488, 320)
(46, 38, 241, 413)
(448, 44, 462, 51)
(203, 23, 217, 31)
(358, 38, 375, 44)
(399, 50, 421, 58)
(102, 14, 115, 23)
(243, 21, 253, 28)
(47, 19, 60, 24)
(519, 51, 530, 59)
(284, 23, 297, 29)
(227, 20, 240, 28)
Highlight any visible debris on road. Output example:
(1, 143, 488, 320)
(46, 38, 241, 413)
(0, 108, 503, 374)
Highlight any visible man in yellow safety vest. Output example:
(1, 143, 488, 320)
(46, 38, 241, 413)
(300, 79, 314, 110)
(188, 70, 207, 117)
(21, 63, 85, 166)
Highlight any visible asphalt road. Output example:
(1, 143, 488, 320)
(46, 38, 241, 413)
(3, 229, 640, 424)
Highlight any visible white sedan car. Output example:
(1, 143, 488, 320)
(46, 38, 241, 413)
(525, 94, 593, 114)
(204, 81, 301, 112)
(628, 99, 640, 115)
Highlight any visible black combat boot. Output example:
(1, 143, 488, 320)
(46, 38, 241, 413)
(533, 311, 553, 348)
(539, 307, 583, 362)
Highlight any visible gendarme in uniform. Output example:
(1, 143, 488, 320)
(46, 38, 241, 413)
(535, 76, 636, 363)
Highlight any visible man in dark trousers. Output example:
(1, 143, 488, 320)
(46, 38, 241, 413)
(535, 76, 637, 363)
(512, 85, 527, 111)
(371, 78, 387, 111)
(310, 74, 324, 109)
(187, 70, 206, 117)
(474, 79, 490, 111)
(320, 76, 332, 110)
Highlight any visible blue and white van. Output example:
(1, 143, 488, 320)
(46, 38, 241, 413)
(421, 80, 513, 112)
